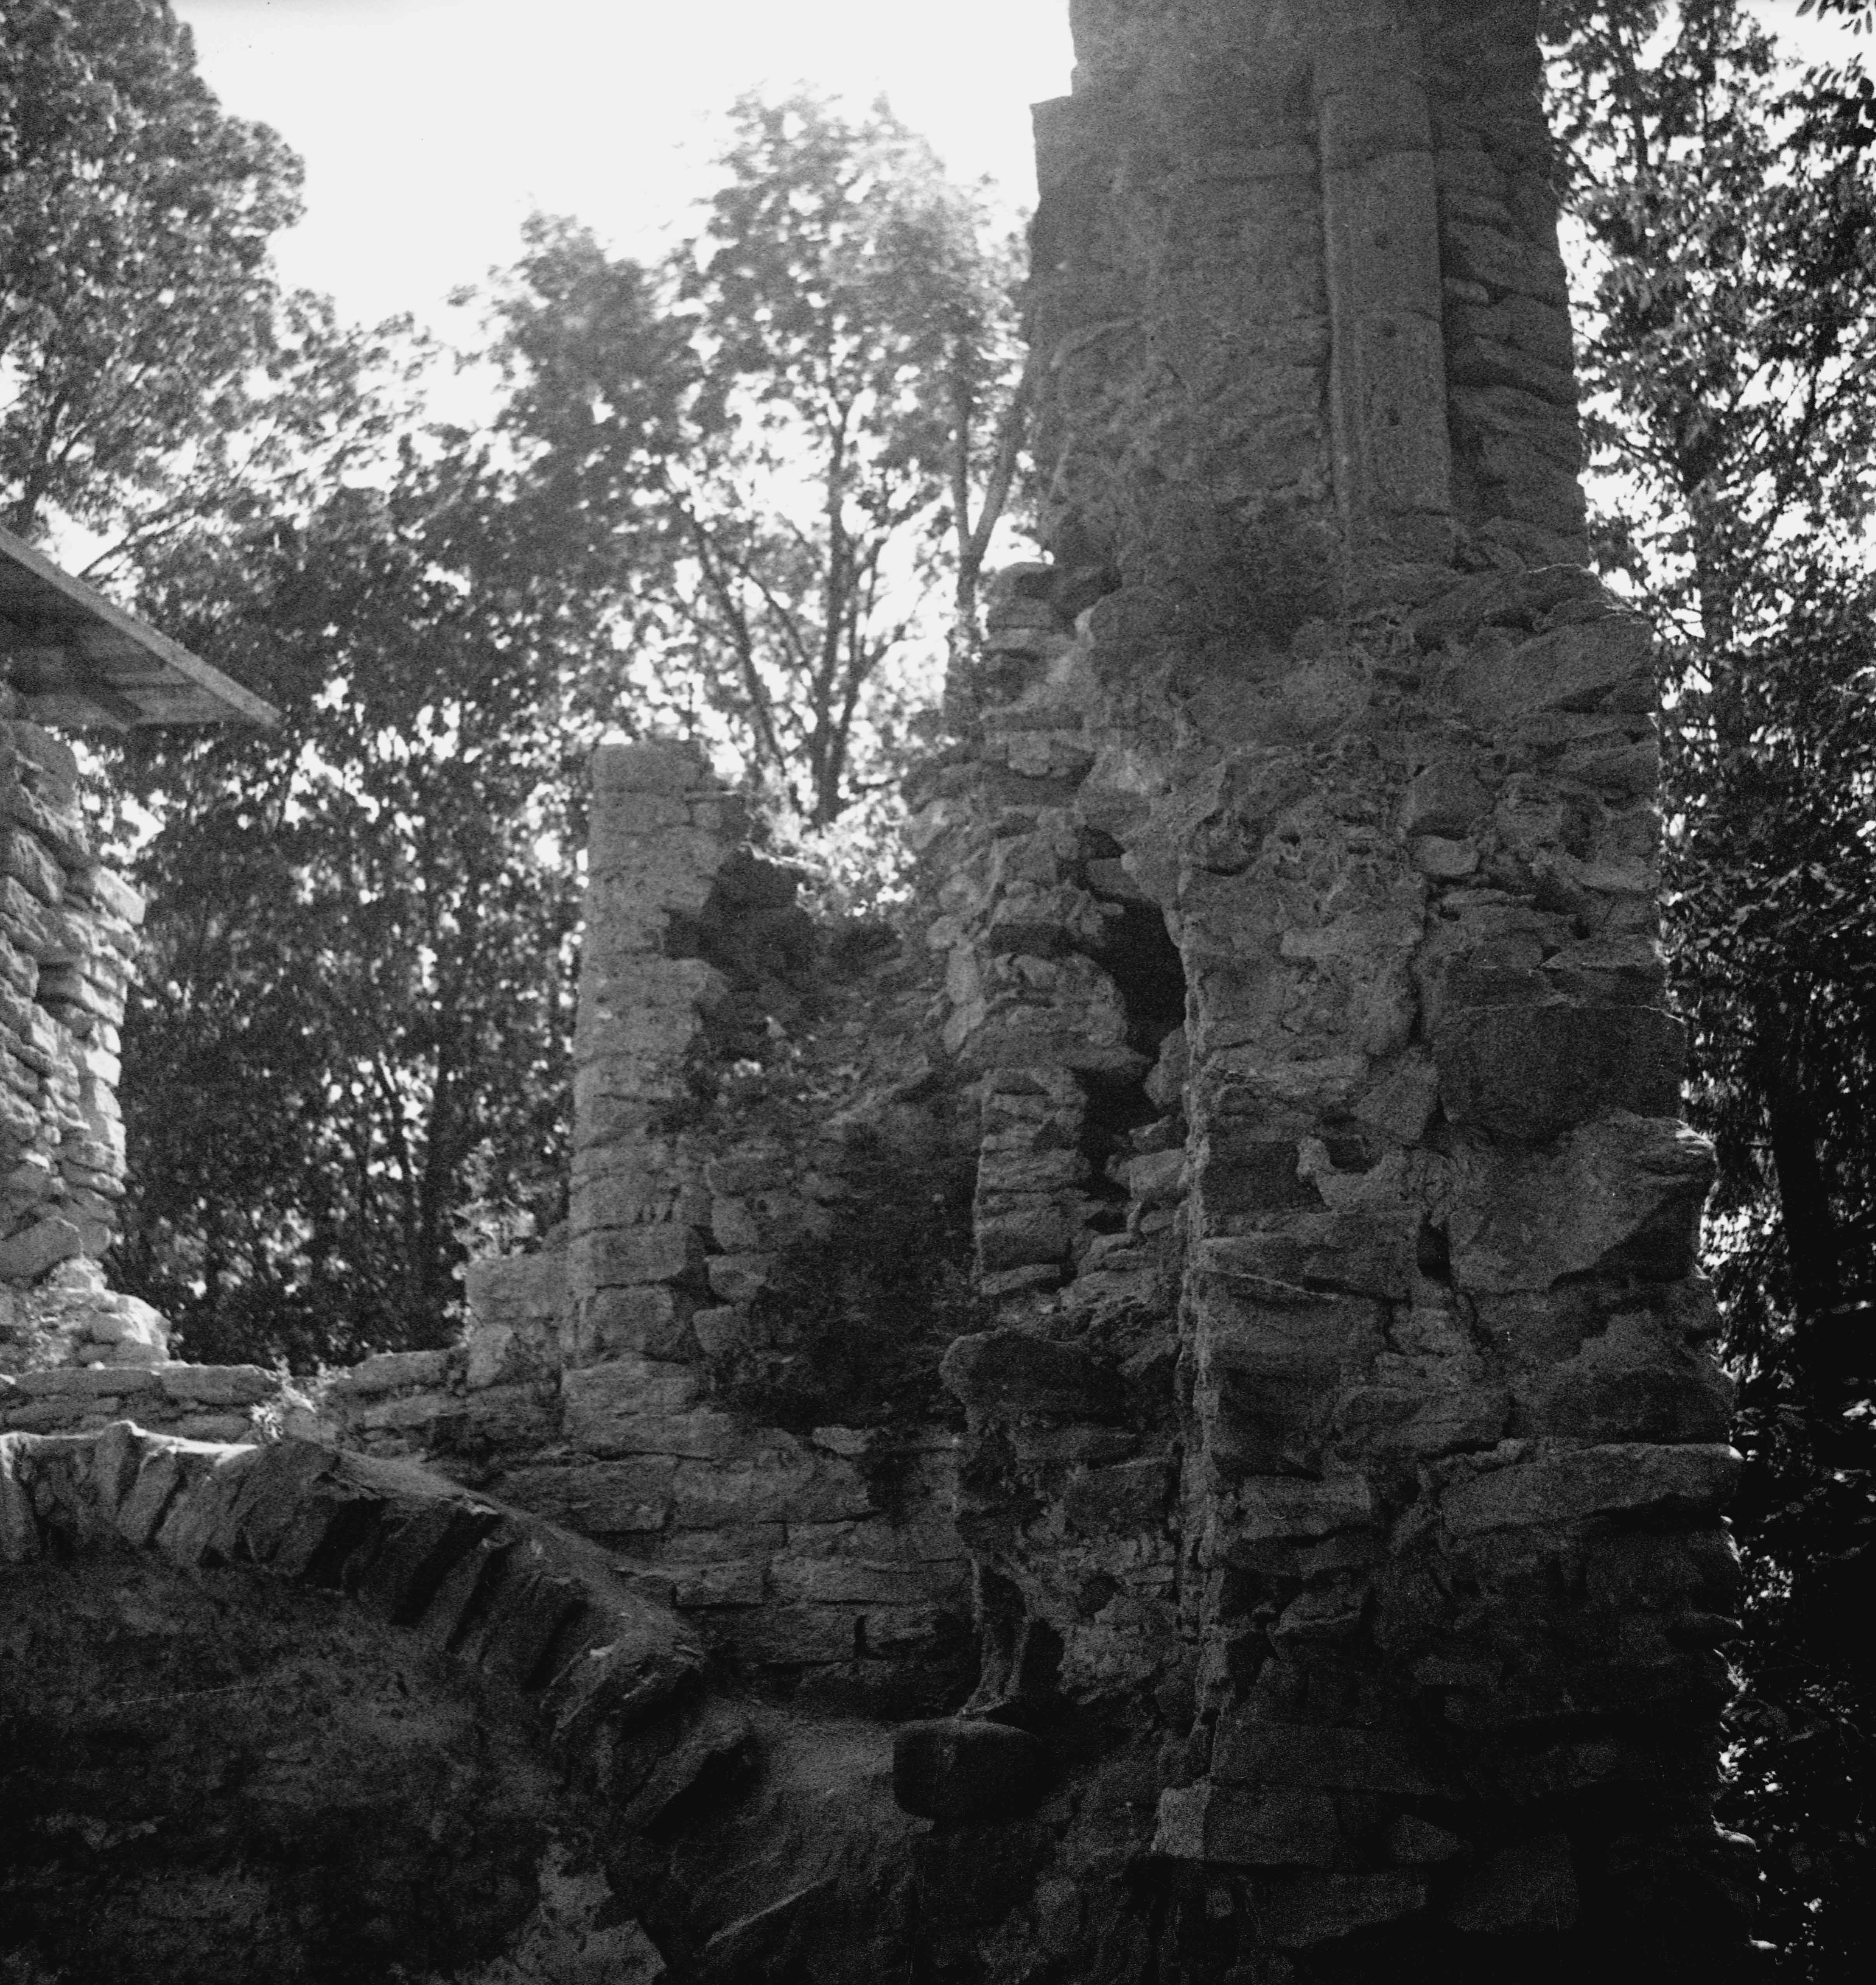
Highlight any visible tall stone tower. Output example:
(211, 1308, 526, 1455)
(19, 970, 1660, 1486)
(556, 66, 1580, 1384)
(928, 0, 1751, 1972)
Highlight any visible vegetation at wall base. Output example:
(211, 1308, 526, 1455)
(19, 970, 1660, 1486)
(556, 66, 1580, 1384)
(1545, 4, 1876, 1973)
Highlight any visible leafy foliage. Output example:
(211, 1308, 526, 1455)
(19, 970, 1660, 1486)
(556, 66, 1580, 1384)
(725, 1120, 984, 1437)
(483, 92, 1025, 827)
(0, 0, 388, 562)
(103, 448, 591, 1369)
(1544, 5, 1876, 1971)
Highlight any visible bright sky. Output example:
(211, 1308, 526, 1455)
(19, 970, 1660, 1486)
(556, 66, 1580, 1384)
(170, 1, 1859, 344)
(172, 0, 1077, 338)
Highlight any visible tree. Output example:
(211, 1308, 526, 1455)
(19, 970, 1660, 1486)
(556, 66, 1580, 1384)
(0, 0, 388, 565)
(1800, 0, 1876, 33)
(1543, 5, 1876, 1973)
(485, 92, 1025, 828)
(103, 440, 593, 1371)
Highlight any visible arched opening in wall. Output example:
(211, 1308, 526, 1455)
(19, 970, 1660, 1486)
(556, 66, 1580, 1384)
(1077, 848, 1189, 1238)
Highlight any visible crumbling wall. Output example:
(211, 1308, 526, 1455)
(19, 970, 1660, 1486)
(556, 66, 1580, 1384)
(242, 742, 983, 1708)
(0, 695, 167, 1373)
(0, 1424, 699, 1985)
(907, 0, 1749, 1976)
(462, 741, 974, 1701)
(0, 738, 979, 1710)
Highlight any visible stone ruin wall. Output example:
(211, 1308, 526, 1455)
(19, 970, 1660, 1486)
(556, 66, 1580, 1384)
(0, 689, 168, 1374)
(3, 737, 983, 1709)
(907, 0, 1744, 1967)
(452, 738, 975, 1697)
(0, 3, 1756, 1974)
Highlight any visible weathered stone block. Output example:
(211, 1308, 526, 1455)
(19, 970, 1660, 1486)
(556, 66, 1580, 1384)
(705, 1253, 770, 1304)
(498, 1458, 676, 1535)
(941, 1330, 1124, 1420)
(975, 1201, 1081, 1273)
(1333, 1382, 1511, 1462)
(1441, 1442, 1741, 1536)
(155, 1363, 278, 1406)
(0, 1214, 82, 1281)
(1436, 1001, 1684, 1140)
(114, 1447, 185, 1548)
(16, 1365, 159, 1398)
(571, 1223, 704, 1294)
(1061, 1457, 1174, 1537)
(712, 1601, 864, 1665)
(1442, 219, 1569, 303)
(1258, 1870, 1430, 1946)
(1211, 1474, 1377, 1564)
(1210, 1721, 1454, 1796)
(584, 1284, 695, 1361)
(1151, 1782, 1342, 1867)
(324, 1349, 451, 1397)
(670, 1449, 871, 1526)
(356, 1393, 447, 1433)
(671, 1558, 767, 1608)
(772, 1555, 962, 1607)
(1444, 1831, 1578, 1933)
(1514, 1310, 1733, 1444)
(561, 1355, 699, 1429)
(1446, 1115, 1714, 1290)
(893, 1719, 1046, 1823)
(1451, 614, 1650, 729)
(1400, 761, 1492, 838)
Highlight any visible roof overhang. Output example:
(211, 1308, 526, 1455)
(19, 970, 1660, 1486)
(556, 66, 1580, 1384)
(0, 523, 279, 729)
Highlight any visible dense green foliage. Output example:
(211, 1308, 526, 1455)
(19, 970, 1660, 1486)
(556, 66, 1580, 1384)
(103, 453, 590, 1368)
(485, 93, 1023, 827)
(1545, 4, 1876, 1972)
(0, 0, 387, 562)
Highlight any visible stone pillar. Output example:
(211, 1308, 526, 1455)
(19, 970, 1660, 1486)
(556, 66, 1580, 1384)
(567, 740, 739, 1370)
(934, 0, 1746, 1970)
(0, 700, 165, 1370)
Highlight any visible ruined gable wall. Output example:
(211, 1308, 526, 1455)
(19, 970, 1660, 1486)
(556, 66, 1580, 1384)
(913, 0, 1750, 1970)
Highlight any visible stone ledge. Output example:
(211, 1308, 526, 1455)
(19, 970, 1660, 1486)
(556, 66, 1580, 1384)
(0, 1424, 703, 1788)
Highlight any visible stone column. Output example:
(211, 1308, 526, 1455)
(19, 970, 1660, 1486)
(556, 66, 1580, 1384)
(0, 700, 165, 1370)
(567, 740, 738, 1369)
(939, 0, 1746, 1970)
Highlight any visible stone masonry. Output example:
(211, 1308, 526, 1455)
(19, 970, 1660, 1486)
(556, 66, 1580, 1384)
(899, 0, 1749, 1973)
(0, 686, 167, 1373)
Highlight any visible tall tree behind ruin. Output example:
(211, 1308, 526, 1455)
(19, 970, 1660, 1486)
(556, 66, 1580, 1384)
(1545, 4, 1876, 1970)
(102, 445, 592, 1371)
(485, 92, 1026, 827)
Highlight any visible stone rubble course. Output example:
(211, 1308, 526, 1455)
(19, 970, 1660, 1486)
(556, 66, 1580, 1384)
(0, 1423, 702, 1772)
(0, 1422, 906, 1984)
